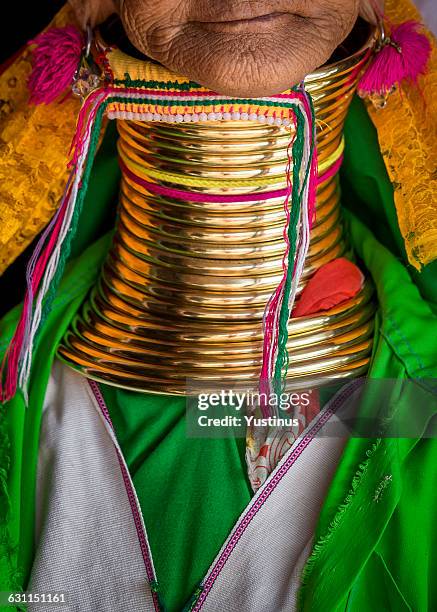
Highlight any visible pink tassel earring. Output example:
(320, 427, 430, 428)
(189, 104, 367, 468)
(27, 25, 85, 104)
(27, 23, 102, 105)
(358, 9, 432, 108)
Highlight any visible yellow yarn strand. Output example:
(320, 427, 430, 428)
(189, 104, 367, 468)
(119, 137, 344, 189)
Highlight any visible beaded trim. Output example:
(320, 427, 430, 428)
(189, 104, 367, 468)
(105, 89, 301, 125)
(108, 108, 292, 126)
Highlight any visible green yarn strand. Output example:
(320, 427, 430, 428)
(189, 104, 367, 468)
(273, 94, 316, 389)
(40, 101, 108, 328)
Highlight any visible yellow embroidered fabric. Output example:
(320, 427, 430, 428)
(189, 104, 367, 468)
(365, 0, 437, 270)
(0, 5, 80, 275)
(107, 48, 206, 89)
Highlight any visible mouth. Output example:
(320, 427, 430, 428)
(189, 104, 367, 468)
(192, 11, 293, 33)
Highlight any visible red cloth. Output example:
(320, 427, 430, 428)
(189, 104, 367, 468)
(293, 257, 364, 317)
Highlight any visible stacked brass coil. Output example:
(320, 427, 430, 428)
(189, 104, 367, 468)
(58, 39, 377, 394)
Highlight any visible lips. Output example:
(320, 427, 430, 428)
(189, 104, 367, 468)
(188, 0, 304, 24)
(197, 11, 289, 24)
(191, 10, 295, 34)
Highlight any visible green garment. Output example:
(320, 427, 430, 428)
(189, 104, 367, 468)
(99, 388, 251, 611)
(0, 97, 437, 611)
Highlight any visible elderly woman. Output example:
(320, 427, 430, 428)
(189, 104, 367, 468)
(0, 0, 436, 610)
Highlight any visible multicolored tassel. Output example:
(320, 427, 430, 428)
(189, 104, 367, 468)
(1, 87, 111, 402)
(259, 88, 317, 414)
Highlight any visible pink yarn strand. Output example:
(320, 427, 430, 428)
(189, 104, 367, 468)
(258, 133, 294, 416)
(0, 190, 70, 401)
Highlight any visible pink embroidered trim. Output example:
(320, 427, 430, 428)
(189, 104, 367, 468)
(88, 380, 161, 612)
(192, 379, 361, 610)
(109, 87, 312, 100)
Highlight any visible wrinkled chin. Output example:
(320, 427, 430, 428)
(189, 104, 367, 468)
(140, 19, 348, 97)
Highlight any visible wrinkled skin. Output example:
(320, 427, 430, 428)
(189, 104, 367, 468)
(70, 0, 382, 96)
